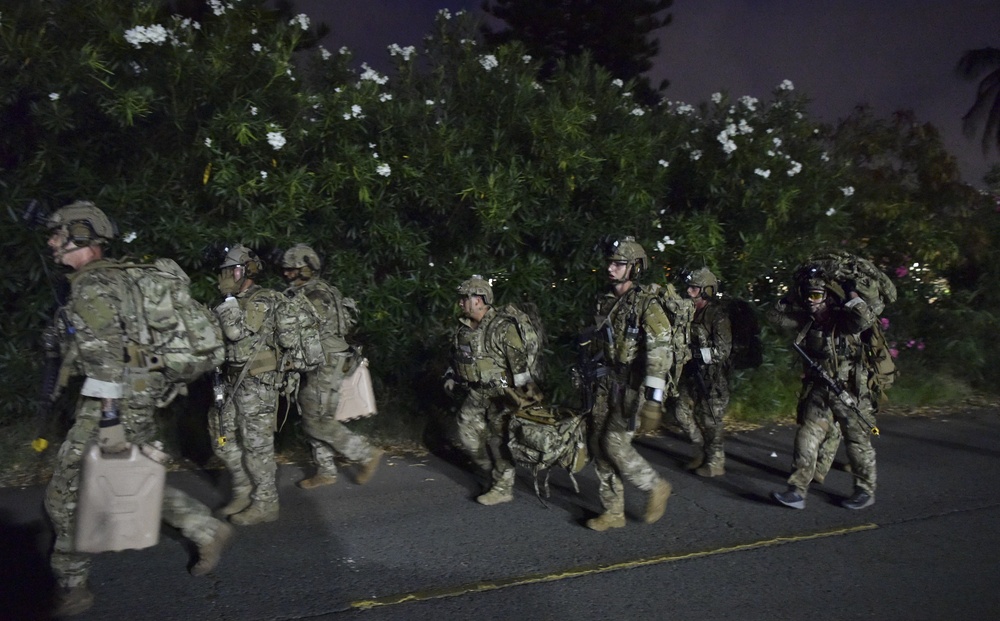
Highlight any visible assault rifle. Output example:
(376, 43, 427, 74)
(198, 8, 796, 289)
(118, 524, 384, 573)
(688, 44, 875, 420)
(792, 342, 879, 436)
(573, 327, 608, 416)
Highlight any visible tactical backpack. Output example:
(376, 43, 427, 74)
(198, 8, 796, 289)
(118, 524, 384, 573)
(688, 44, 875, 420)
(491, 302, 545, 382)
(722, 298, 764, 370)
(646, 283, 696, 396)
(115, 258, 225, 383)
(274, 292, 325, 373)
(507, 404, 589, 502)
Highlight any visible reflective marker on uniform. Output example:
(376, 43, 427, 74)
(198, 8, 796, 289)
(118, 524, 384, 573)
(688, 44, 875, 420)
(349, 523, 879, 611)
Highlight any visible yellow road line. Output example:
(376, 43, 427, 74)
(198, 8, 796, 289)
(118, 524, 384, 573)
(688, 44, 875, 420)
(351, 522, 878, 610)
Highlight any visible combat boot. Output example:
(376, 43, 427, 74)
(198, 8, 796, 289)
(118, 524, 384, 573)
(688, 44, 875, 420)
(684, 453, 704, 471)
(53, 585, 94, 617)
(191, 522, 234, 576)
(230, 501, 279, 525)
(585, 512, 626, 531)
(695, 464, 725, 478)
(644, 479, 672, 524)
(841, 490, 875, 510)
(476, 486, 514, 506)
(298, 473, 337, 489)
(215, 488, 252, 518)
(355, 448, 384, 485)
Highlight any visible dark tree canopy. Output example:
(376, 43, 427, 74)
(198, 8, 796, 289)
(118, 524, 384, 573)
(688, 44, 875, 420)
(957, 47, 1000, 155)
(482, 0, 672, 103)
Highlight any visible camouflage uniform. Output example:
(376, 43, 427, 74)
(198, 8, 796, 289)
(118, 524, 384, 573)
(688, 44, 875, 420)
(46, 259, 224, 590)
(451, 306, 530, 497)
(674, 301, 732, 472)
(589, 285, 674, 519)
(213, 284, 285, 513)
(285, 277, 378, 480)
(768, 294, 878, 499)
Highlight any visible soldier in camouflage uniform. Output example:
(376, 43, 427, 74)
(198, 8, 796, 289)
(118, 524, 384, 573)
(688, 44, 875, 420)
(445, 276, 541, 506)
(281, 244, 383, 489)
(584, 237, 673, 531)
(768, 274, 879, 510)
(673, 268, 732, 478)
(43, 202, 232, 617)
(211, 244, 286, 525)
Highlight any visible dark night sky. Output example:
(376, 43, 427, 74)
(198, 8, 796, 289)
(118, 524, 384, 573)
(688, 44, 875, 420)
(295, 0, 1000, 187)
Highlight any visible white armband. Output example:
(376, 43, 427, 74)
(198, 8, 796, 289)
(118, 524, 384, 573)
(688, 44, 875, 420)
(644, 376, 666, 390)
(81, 377, 125, 399)
(700, 347, 713, 364)
(513, 371, 532, 388)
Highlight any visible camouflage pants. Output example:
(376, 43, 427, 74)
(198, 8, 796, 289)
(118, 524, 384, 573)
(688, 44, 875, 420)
(788, 384, 877, 496)
(46, 382, 221, 589)
(589, 379, 666, 516)
(210, 371, 280, 504)
(455, 387, 515, 493)
(673, 371, 730, 468)
(297, 358, 377, 477)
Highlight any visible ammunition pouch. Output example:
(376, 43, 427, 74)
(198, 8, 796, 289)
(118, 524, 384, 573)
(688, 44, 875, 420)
(227, 349, 279, 380)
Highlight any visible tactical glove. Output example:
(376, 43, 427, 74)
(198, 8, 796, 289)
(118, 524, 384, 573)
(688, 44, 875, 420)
(443, 378, 456, 397)
(214, 296, 240, 321)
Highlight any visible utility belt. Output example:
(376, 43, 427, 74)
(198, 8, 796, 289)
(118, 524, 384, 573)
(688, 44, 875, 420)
(226, 350, 279, 380)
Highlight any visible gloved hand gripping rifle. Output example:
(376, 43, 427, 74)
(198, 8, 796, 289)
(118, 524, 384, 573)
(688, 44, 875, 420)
(792, 342, 879, 436)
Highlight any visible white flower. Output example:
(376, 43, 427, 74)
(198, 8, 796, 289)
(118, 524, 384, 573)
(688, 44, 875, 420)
(266, 131, 286, 150)
(379, 93, 392, 102)
(124, 24, 169, 48)
(532, 82, 544, 91)
(252, 42, 262, 52)
(630, 107, 645, 116)
(123, 231, 137, 243)
(289, 13, 310, 30)
(388, 44, 416, 61)
(319, 46, 332, 60)
(251, 28, 258, 35)
(343, 113, 351, 120)
(738, 119, 753, 134)
(821, 152, 830, 162)
(425, 99, 435, 106)
(826, 208, 837, 216)
(611, 78, 624, 88)
(778, 79, 795, 91)
(351, 104, 363, 117)
(438, 8, 452, 19)
(773, 137, 783, 147)
(754, 168, 771, 179)
(339, 46, 349, 55)
(49, 92, 60, 101)
(690, 150, 703, 161)
(658, 159, 669, 168)
(739, 95, 758, 111)
(479, 54, 498, 71)
(522, 55, 532, 63)
(766, 150, 775, 157)
(359, 63, 388, 85)
(787, 161, 802, 176)
(841, 186, 855, 197)
(674, 103, 694, 116)
(372, 152, 379, 159)
(655, 237, 676, 251)
(711, 92, 723, 104)
(260, 171, 268, 179)
(204, 137, 212, 148)
(250, 106, 258, 116)
(376, 163, 391, 177)
(208, 0, 226, 16)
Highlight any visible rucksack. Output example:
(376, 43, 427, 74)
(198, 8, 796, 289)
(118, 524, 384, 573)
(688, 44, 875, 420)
(507, 404, 589, 502)
(794, 251, 897, 315)
(114, 258, 225, 383)
(491, 302, 545, 383)
(722, 298, 764, 370)
(646, 283, 696, 396)
(274, 291, 325, 373)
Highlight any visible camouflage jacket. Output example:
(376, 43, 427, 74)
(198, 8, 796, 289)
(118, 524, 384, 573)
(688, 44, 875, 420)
(451, 306, 531, 389)
(685, 301, 733, 380)
(60, 259, 133, 398)
(593, 284, 673, 391)
(767, 296, 877, 396)
(285, 278, 353, 356)
(215, 284, 284, 370)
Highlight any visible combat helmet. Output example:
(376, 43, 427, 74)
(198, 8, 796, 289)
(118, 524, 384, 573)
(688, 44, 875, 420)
(47, 201, 118, 246)
(604, 236, 648, 280)
(282, 244, 321, 280)
(686, 267, 719, 298)
(219, 243, 262, 276)
(457, 275, 493, 305)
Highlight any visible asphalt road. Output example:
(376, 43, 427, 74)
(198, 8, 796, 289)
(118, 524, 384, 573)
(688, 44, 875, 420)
(1, 408, 998, 621)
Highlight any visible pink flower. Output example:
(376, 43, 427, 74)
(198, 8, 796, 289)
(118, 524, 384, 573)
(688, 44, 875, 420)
(895, 266, 908, 278)
(916, 341, 925, 351)
(906, 340, 916, 348)
(889, 348, 899, 359)
(879, 317, 890, 330)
